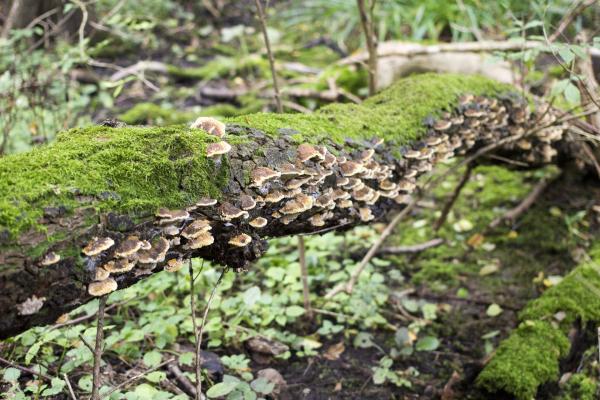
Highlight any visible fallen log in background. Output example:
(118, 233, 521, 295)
(0, 73, 577, 339)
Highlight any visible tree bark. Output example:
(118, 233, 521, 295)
(0, 74, 581, 338)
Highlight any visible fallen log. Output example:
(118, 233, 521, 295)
(0, 73, 574, 339)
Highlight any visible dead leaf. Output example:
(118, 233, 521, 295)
(334, 381, 342, 392)
(467, 233, 485, 248)
(323, 341, 345, 361)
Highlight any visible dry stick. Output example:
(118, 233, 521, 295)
(196, 270, 226, 396)
(548, 0, 597, 43)
(106, 358, 176, 396)
(298, 236, 313, 319)
(0, 356, 53, 382)
(254, 0, 283, 113)
(168, 363, 198, 397)
(433, 162, 474, 232)
(487, 178, 550, 230)
(91, 296, 107, 400)
(378, 238, 445, 255)
(188, 259, 202, 400)
(64, 373, 77, 400)
(357, 0, 378, 95)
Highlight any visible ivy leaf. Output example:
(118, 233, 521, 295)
(285, 305, 305, 318)
(415, 336, 440, 351)
(206, 381, 239, 398)
(486, 304, 503, 317)
(243, 286, 261, 307)
(2, 367, 21, 382)
(143, 351, 162, 368)
(250, 377, 275, 395)
(563, 82, 580, 105)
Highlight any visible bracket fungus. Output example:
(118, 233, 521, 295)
(249, 217, 268, 228)
(188, 231, 215, 249)
(88, 278, 118, 297)
(251, 167, 281, 187)
(40, 252, 60, 266)
(82, 237, 115, 257)
(190, 116, 226, 138)
(206, 141, 232, 157)
(220, 202, 249, 220)
(296, 143, 322, 162)
(114, 236, 143, 258)
(229, 233, 252, 247)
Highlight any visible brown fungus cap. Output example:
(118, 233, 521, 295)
(251, 166, 281, 187)
(103, 259, 136, 274)
(83, 237, 115, 257)
(285, 177, 310, 190)
(265, 191, 286, 203)
(220, 202, 248, 220)
(190, 116, 226, 138)
(340, 161, 364, 177)
(196, 197, 217, 207)
(188, 231, 214, 249)
(114, 236, 142, 258)
(94, 267, 110, 281)
(40, 252, 60, 266)
(359, 207, 374, 222)
(137, 237, 170, 264)
(88, 277, 118, 297)
(240, 194, 257, 210)
(165, 258, 184, 273)
(156, 208, 189, 223)
(433, 119, 452, 131)
(229, 233, 252, 247)
(297, 143, 322, 162)
(206, 141, 232, 157)
(280, 194, 314, 215)
(181, 219, 212, 239)
(249, 217, 268, 228)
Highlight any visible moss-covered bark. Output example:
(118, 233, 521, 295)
(0, 73, 571, 339)
(477, 245, 600, 399)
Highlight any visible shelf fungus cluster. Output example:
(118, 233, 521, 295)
(76, 98, 565, 298)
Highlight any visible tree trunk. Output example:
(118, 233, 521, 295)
(0, 74, 580, 338)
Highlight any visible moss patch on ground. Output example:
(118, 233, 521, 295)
(476, 245, 600, 399)
(476, 320, 570, 400)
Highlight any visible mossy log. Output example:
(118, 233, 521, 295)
(0, 74, 576, 339)
(477, 245, 600, 399)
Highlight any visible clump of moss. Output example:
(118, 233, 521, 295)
(477, 246, 600, 399)
(561, 373, 598, 400)
(476, 320, 570, 400)
(166, 55, 269, 81)
(0, 125, 228, 239)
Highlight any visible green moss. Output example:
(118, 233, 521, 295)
(561, 373, 598, 400)
(477, 248, 600, 399)
(0, 73, 514, 240)
(519, 261, 600, 330)
(477, 320, 570, 400)
(315, 65, 368, 94)
(166, 55, 269, 81)
(228, 73, 511, 146)
(0, 125, 228, 238)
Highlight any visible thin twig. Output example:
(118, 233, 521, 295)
(298, 237, 313, 319)
(91, 296, 108, 400)
(168, 363, 198, 397)
(487, 178, 550, 230)
(64, 373, 77, 400)
(357, 0, 378, 95)
(378, 238, 445, 255)
(106, 358, 176, 396)
(433, 162, 474, 231)
(196, 270, 226, 396)
(548, 0, 597, 43)
(254, 0, 283, 113)
(188, 259, 202, 400)
(0, 356, 53, 382)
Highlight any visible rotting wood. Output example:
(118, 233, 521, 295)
(0, 73, 589, 339)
